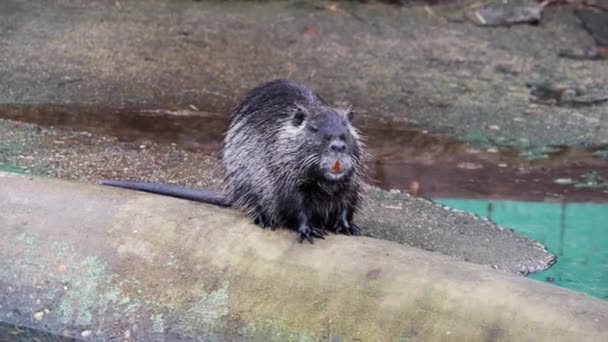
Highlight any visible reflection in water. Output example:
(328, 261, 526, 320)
(435, 198, 608, 299)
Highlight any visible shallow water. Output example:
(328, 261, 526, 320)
(435, 198, 608, 299)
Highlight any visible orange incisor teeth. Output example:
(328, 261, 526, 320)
(332, 160, 341, 172)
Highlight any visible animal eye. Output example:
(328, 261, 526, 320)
(292, 108, 306, 127)
(347, 110, 355, 122)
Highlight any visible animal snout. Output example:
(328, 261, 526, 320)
(330, 141, 347, 153)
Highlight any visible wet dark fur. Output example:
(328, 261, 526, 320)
(101, 79, 364, 243)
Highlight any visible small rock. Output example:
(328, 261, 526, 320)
(81, 330, 92, 338)
(569, 62, 585, 69)
(302, 25, 319, 36)
(592, 150, 608, 158)
(559, 46, 608, 61)
(495, 64, 520, 75)
(407, 181, 420, 196)
(58, 264, 68, 272)
(33, 311, 44, 321)
(527, 80, 608, 107)
(457, 162, 483, 170)
(525, 108, 544, 116)
(575, 8, 608, 47)
(465, 0, 542, 27)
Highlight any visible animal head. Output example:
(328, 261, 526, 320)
(286, 103, 363, 182)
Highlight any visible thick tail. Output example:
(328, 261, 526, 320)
(99, 179, 231, 207)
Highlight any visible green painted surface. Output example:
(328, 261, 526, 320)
(0, 163, 30, 174)
(434, 198, 608, 299)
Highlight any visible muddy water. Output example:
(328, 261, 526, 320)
(1, 104, 607, 202)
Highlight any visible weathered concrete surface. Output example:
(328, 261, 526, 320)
(0, 118, 556, 276)
(358, 185, 555, 275)
(0, 171, 606, 341)
(1, 0, 607, 150)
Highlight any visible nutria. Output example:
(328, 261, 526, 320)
(101, 79, 364, 243)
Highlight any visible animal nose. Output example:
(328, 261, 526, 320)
(330, 141, 346, 153)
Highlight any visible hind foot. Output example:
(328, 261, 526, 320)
(298, 224, 326, 244)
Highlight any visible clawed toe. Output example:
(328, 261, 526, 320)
(298, 226, 325, 244)
(349, 223, 361, 236)
(253, 216, 270, 229)
(335, 222, 361, 236)
(310, 227, 326, 239)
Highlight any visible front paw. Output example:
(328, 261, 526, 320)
(335, 221, 361, 236)
(298, 224, 326, 244)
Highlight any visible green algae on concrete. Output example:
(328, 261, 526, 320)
(0, 230, 148, 339)
(238, 320, 317, 342)
(173, 282, 231, 340)
(1, 171, 608, 341)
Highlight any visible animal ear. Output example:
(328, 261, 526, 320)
(292, 107, 306, 127)
(346, 109, 355, 122)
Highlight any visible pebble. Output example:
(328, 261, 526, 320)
(457, 162, 483, 170)
(33, 311, 44, 321)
